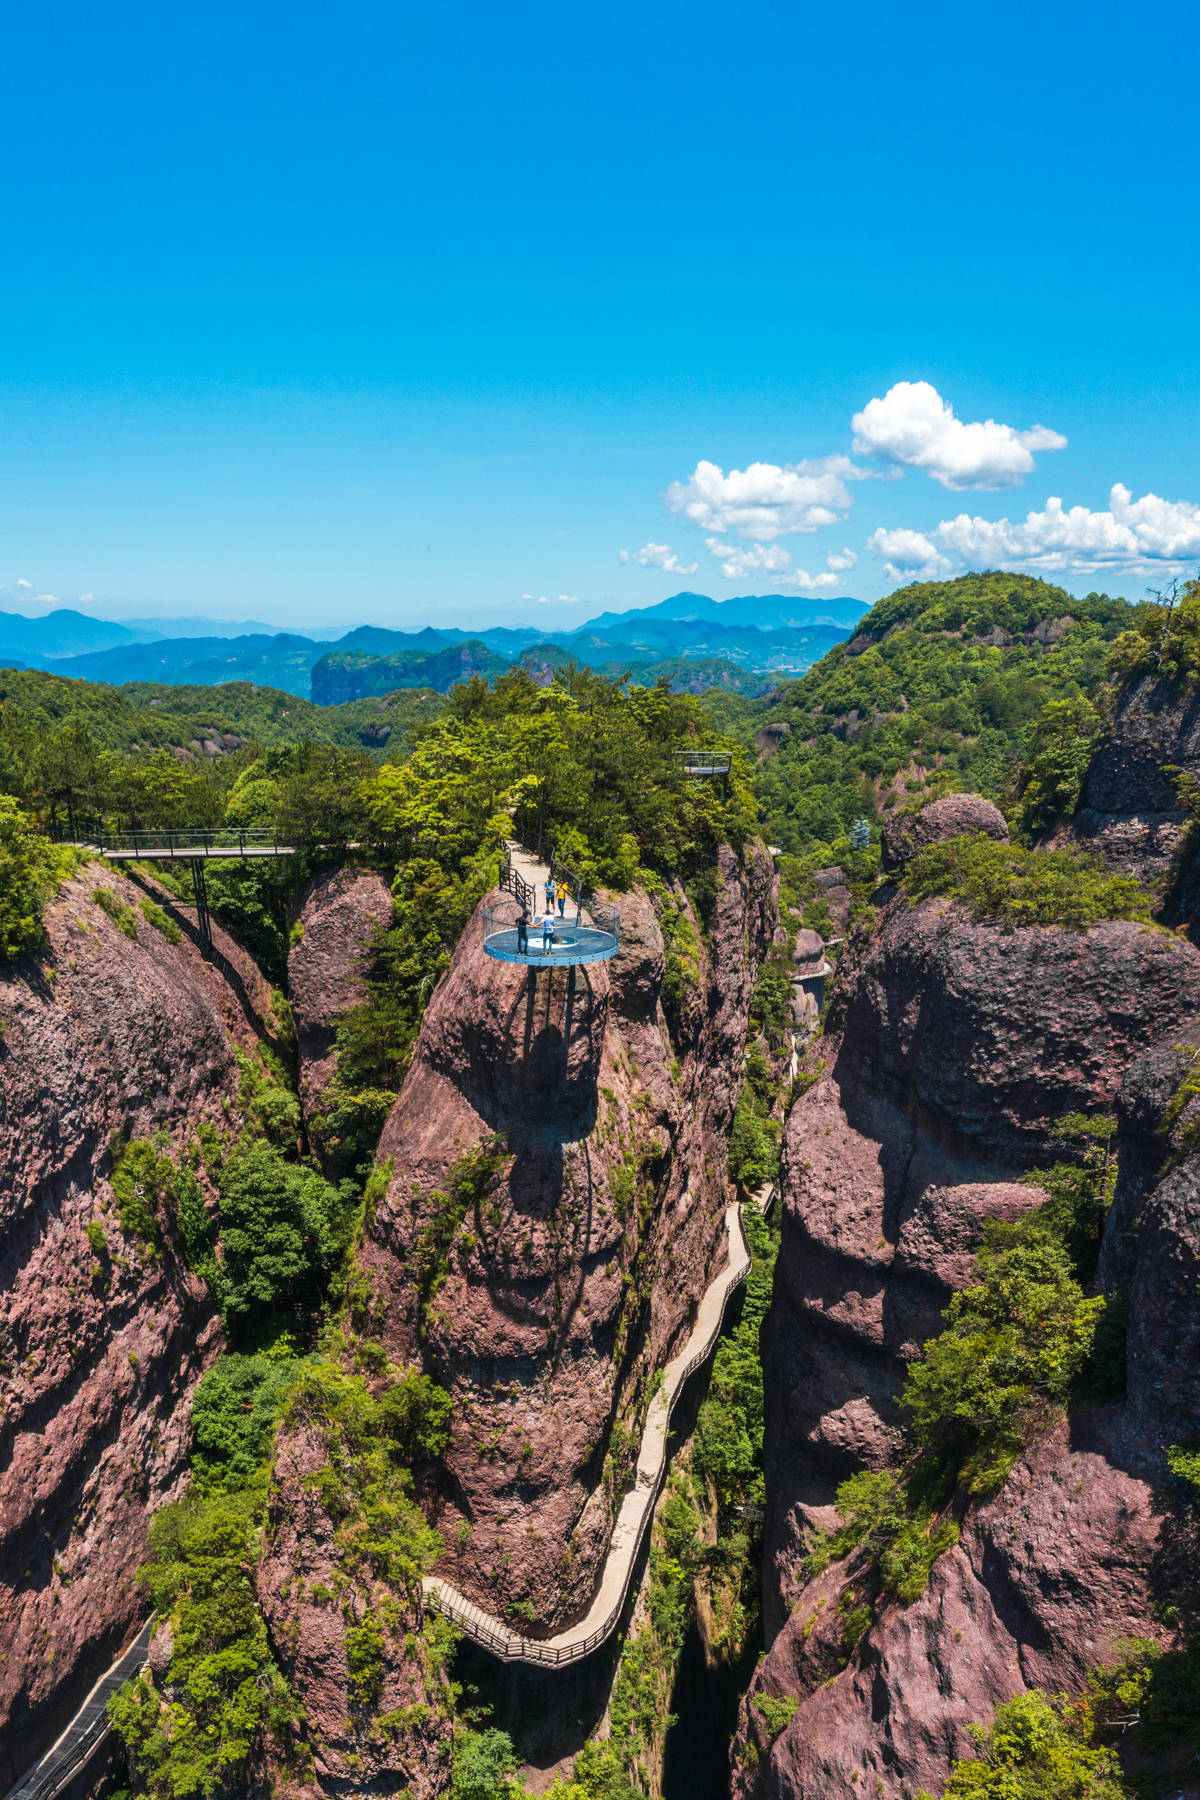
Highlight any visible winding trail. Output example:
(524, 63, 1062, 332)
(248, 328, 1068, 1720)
(422, 1201, 752, 1665)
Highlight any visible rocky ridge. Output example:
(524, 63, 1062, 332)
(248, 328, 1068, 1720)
(256, 843, 778, 1792)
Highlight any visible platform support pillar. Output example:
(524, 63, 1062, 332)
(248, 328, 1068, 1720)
(191, 858, 212, 948)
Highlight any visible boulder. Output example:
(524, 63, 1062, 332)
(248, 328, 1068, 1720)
(880, 792, 1009, 873)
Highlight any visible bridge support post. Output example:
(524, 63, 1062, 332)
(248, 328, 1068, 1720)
(191, 859, 212, 949)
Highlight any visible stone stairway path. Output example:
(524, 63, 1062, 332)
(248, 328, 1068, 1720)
(422, 1202, 751, 1665)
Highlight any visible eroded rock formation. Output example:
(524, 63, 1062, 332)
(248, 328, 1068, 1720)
(0, 864, 273, 1789)
(287, 846, 774, 1638)
(287, 864, 393, 1128)
(1073, 670, 1200, 883)
(733, 887, 1200, 1800)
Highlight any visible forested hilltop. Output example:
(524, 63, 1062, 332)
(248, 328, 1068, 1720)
(746, 571, 1132, 861)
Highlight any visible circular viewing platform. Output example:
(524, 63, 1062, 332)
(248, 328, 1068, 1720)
(482, 899, 620, 968)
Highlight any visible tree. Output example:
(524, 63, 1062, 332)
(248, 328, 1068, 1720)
(217, 1140, 343, 1338)
(919, 1690, 1126, 1799)
(0, 796, 73, 961)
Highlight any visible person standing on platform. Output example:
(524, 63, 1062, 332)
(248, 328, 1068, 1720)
(556, 879, 568, 917)
(545, 874, 556, 912)
(541, 908, 556, 953)
(516, 907, 529, 953)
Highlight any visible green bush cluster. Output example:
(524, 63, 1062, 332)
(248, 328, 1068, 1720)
(903, 833, 1151, 929)
(138, 896, 182, 942)
(189, 1351, 302, 1492)
(808, 1134, 1123, 1622)
(0, 797, 76, 960)
(1105, 579, 1200, 688)
(408, 1136, 508, 1338)
(917, 1690, 1124, 1799)
(107, 1486, 301, 1798)
(216, 1138, 348, 1341)
(727, 1084, 781, 1191)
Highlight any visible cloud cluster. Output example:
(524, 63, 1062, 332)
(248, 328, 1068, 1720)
(866, 527, 951, 583)
(624, 379, 1199, 595)
(667, 455, 866, 541)
(870, 485, 1200, 582)
(852, 380, 1067, 490)
(619, 542, 699, 574)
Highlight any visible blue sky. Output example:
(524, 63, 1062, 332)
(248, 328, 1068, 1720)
(2, 0, 1198, 631)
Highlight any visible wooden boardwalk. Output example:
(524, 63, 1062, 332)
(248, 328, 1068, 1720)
(423, 1202, 751, 1664)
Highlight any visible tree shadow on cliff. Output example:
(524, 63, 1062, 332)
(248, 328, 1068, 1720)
(122, 868, 292, 1065)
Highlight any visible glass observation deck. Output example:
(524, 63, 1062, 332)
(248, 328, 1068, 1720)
(482, 898, 621, 967)
(676, 748, 733, 779)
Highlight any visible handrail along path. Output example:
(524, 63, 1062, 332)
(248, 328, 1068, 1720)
(422, 1202, 751, 1665)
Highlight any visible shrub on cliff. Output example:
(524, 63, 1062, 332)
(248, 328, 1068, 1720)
(190, 1352, 301, 1492)
(0, 795, 74, 960)
(1106, 579, 1200, 687)
(916, 1690, 1125, 1799)
(904, 1232, 1107, 1494)
(108, 1486, 302, 1797)
(903, 833, 1151, 929)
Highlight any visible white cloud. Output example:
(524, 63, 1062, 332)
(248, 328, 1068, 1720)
(557, 593, 582, 604)
(869, 483, 1200, 581)
(536, 595, 551, 604)
(867, 527, 952, 583)
(619, 541, 699, 575)
(16, 578, 30, 588)
(825, 547, 858, 573)
(852, 380, 1067, 491)
(521, 592, 534, 600)
(78, 592, 94, 604)
(668, 454, 869, 542)
(933, 485, 1200, 573)
(704, 538, 845, 591)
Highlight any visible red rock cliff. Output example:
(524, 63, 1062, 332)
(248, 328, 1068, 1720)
(0, 863, 273, 1790)
(732, 890, 1200, 1800)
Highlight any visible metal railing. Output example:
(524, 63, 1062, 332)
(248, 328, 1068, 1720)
(4, 1621, 153, 1800)
(424, 1206, 751, 1665)
(676, 748, 733, 777)
(58, 824, 291, 856)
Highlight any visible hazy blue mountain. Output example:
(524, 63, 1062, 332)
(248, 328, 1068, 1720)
(581, 591, 869, 632)
(52, 633, 325, 697)
(0, 608, 160, 661)
(116, 614, 346, 640)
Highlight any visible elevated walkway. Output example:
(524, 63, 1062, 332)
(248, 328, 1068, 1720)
(61, 827, 295, 862)
(53, 825, 297, 947)
(422, 1202, 750, 1665)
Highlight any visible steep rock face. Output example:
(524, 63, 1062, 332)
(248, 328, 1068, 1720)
(0, 864, 271, 1789)
(1074, 671, 1200, 881)
(287, 865, 393, 1125)
(734, 1418, 1162, 1800)
(340, 844, 776, 1633)
(737, 893, 1200, 1799)
(257, 1426, 450, 1799)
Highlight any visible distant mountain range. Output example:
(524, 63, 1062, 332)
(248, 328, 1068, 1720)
(0, 592, 868, 702)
